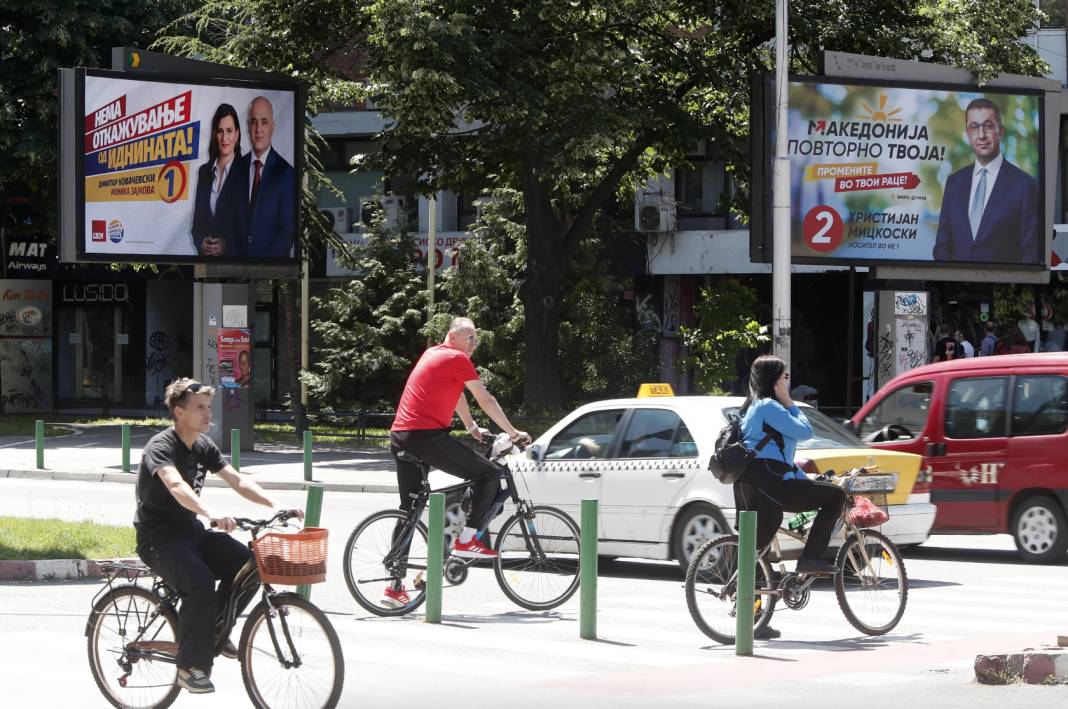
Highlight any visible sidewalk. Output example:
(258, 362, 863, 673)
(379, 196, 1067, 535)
(0, 424, 398, 494)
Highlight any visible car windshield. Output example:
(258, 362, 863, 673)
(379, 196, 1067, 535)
(725, 405, 866, 450)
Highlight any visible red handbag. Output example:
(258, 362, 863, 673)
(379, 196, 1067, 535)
(847, 495, 889, 528)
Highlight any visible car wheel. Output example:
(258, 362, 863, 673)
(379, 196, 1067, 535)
(1012, 495, 1068, 563)
(672, 503, 729, 572)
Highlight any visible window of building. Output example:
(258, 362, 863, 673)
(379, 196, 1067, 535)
(1040, 0, 1065, 28)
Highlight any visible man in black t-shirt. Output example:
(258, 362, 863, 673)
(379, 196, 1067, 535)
(135, 378, 302, 695)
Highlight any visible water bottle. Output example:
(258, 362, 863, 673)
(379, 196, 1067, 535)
(787, 509, 818, 532)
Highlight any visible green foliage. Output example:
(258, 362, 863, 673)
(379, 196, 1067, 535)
(680, 280, 768, 394)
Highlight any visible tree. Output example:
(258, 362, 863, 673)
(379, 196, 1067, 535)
(680, 280, 769, 394)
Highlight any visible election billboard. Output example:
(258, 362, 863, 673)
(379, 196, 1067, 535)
(751, 76, 1045, 269)
(59, 68, 302, 264)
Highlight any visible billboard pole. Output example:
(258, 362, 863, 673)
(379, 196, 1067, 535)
(772, 0, 792, 370)
(426, 193, 437, 335)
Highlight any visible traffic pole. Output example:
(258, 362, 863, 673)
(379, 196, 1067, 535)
(121, 423, 131, 474)
(580, 499, 598, 639)
(303, 430, 313, 482)
(35, 419, 44, 469)
(736, 510, 757, 656)
(231, 428, 240, 471)
(297, 485, 324, 600)
(425, 492, 446, 624)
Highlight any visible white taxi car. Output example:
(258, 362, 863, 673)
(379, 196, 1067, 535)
(489, 394, 936, 570)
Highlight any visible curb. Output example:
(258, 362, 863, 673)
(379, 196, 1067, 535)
(0, 467, 398, 495)
(0, 558, 140, 582)
(975, 648, 1068, 685)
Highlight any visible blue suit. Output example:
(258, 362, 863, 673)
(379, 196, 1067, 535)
(191, 159, 245, 257)
(236, 148, 296, 259)
(932, 159, 1040, 265)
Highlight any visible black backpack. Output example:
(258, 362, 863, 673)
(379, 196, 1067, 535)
(708, 416, 780, 485)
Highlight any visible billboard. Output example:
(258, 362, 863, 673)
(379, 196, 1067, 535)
(752, 76, 1045, 269)
(60, 68, 302, 264)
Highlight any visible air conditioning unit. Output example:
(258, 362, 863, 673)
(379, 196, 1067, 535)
(358, 196, 409, 231)
(635, 202, 676, 233)
(319, 207, 350, 235)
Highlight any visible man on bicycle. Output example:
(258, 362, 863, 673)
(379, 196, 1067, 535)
(134, 378, 303, 694)
(386, 317, 530, 608)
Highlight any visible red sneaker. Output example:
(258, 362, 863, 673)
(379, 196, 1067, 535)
(452, 537, 497, 559)
(382, 585, 411, 609)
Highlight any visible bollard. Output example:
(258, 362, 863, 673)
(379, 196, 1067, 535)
(735, 510, 757, 656)
(303, 431, 313, 482)
(580, 499, 598, 639)
(35, 419, 44, 469)
(425, 492, 446, 624)
(121, 423, 131, 474)
(231, 428, 240, 472)
(297, 485, 324, 600)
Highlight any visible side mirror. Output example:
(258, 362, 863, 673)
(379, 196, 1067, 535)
(526, 444, 545, 463)
(841, 419, 859, 436)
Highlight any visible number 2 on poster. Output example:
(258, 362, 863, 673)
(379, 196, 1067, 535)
(803, 205, 843, 253)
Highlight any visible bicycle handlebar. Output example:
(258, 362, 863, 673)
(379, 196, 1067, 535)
(211, 509, 301, 532)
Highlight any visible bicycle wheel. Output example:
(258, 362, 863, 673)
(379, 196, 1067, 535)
(493, 505, 581, 610)
(343, 509, 428, 617)
(86, 585, 181, 709)
(240, 592, 344, 709)
(685, 535, 776, 645)
(835, 528, 908, 635)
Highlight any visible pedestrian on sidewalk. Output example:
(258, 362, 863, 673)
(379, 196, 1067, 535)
(134, 378, 303, 694)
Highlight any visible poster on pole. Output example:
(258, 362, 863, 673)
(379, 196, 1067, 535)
(217, 328, 251, 389)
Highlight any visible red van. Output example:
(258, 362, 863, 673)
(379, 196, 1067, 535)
(849, 353, 1068, 562)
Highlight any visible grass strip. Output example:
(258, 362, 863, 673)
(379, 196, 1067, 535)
(0, 517, 136, 561)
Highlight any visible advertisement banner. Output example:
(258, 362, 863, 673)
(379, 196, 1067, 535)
(78, 70, 299, 263)
(0, 279, 53, 412)
(217, 328, 251, 389)
(788, 79, 1043, 267)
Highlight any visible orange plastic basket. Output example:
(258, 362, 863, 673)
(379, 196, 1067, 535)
(252, 528, 329, 585)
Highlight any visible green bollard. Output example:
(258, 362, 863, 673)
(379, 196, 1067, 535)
(230, 428, 240, 472)
(35, 419, 44, 469)
(425, 492, 446, 624)
(736, 510, 757, 656)
(303, 430, 313, 482)
(580, 499, 598, 639)
(297, 485, 324, 600)
(121, 423, 131, 474)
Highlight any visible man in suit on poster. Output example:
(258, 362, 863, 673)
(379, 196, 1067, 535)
(932, 98, 1040, 265)
(237, 96, 296, 258)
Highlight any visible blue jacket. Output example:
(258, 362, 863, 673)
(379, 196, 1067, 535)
(236, 148, 296, 259)
(740, 398, 813, 479)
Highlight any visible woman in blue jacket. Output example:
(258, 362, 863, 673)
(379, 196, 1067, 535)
(737, 355, 845, 575)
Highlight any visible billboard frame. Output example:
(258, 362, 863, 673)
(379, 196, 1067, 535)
(59, 66, 305, 266)
(750, 71, 1049, 272)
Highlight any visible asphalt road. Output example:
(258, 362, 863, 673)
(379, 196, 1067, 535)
(0, 478, 1064, 708)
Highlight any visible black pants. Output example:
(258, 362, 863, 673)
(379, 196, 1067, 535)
(137, 525, 253, 674)
(390, 429, 501, 530)
(733, 459, 846, 560)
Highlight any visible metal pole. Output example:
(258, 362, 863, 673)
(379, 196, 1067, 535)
(121, 423, 131, 474)
(297, 484, 324, 600)
(230, 428, 240, 471)
(300, 254, 310, 434)
(426, 193, 437, 330)
(580, 499, 598, 640)
(35, 419, 44, 469)
(772, 0, 792, 370)
(425, 492, 445, 623)
(736, 510, 757, 656)
(303, 430, 313, 482)
(846, 266, 856, 414)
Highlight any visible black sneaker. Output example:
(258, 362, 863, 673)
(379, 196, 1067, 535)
(177, 667, 215, 694)
(219, 639, 238, 659)
(796, 557, 838, 575)
(754, 625, 782, 640)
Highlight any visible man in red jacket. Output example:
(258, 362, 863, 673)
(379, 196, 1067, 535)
(385, 317, 529, 607)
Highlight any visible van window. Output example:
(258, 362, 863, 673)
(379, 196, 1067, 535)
(944, 377, 1009, 439)
(1011, 376, 1068, 437)
(858, 381, 933, 440)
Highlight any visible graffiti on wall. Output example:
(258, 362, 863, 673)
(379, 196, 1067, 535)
(0, 339, 52, 412)
(896, 317, 927, 373)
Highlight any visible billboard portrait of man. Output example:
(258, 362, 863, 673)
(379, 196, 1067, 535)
(239, 96, 296, 258)
(932, 98, 1040, 265)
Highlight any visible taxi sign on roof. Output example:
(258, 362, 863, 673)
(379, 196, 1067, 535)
(637, 383, 674, 398)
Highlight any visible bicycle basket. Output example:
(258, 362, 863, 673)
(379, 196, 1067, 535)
(846, 494, 889, 528)
(252, 527, 329, 585)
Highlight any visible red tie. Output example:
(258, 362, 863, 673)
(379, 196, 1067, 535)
(251, 159, 262, 205)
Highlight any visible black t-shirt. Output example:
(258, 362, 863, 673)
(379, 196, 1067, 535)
(134, 428, 227, 533)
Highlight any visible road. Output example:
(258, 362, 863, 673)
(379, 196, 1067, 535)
(0, 478, 1063, 708)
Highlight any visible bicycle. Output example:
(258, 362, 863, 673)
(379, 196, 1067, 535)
(86, 511, 345, 709)
(685, 468, 908, 644)
(343, 433, 581, 615)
